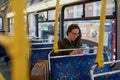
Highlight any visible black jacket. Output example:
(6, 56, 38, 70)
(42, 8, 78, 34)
(56, 38, 80, 56)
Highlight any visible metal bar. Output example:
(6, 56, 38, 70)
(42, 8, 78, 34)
(91, 60, 120, 80)
(31, 47, 53, 50)
(50, 53, 96, 59)
(94, 70, 120, 77)
(104, 60, 120, 65)
(31, 43, 53, 45)
(48, 50, 53, 71)
(90, 64, 97, 80)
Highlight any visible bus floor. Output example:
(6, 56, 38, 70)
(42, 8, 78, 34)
(0, 59, 11, 80)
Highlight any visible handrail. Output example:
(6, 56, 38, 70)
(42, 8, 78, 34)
(0, 73, 4, 80)
(32, 47, 53, 50)
(31, 42, 53, 45)
(95, 0, 107, 68)
(0, 0, 30, 80)
(53, 0, 59, 53)
(48, 47, 98, 71)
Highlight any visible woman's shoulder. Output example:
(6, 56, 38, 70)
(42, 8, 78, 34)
(58, 38, 69, 43)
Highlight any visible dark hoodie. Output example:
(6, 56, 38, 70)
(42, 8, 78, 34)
(56, 38, 81, 56)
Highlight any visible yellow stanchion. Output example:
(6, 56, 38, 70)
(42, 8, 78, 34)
(53, 0, 60, 53)
(0, 73, 4, 80)
(0, 0, 29, 80)
(11, 0, 29, 80)
(95, 0, 106, 68)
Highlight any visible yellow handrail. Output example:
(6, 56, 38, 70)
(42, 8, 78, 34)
(0, 73, 4, 80)
(53, 0, 60, 53)
(0, 0, 30, 80)
(11, 0, 29, 80)
(95, 0, 106, 68)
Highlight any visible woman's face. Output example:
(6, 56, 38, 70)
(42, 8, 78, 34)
(68, 28, 79, 41)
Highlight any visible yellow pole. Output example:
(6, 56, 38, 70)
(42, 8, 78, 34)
(95, 0, 106, 68)
(0, 73, 4, 80)
(0, 0, 29, 79)
(54, 0, 60, 53)
(10, 0, 29, 80)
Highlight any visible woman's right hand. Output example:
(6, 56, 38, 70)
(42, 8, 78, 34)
(70, 50, 83, 55)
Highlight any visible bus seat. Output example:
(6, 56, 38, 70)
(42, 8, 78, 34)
(0, 45, 7, 58)
(50, 53, 110, 80)
(30, 43, 53, 69)
(0, 45, 10, 65)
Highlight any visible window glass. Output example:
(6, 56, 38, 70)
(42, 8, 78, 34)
(8, 18, 14, 35)
(38, 22, 55, 43)
(48, 10, 55, 20)
(106, 0, 115, 15)
(38, 11, 47, 21)
(28, 13, 36, 38)
(64, 19, 114, 50)
(0, 18, 3, 30)
(64, 5, 83, 19)
(85, 0, 115, 17)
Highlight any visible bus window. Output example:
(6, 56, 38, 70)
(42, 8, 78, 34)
(28, 13, 36, 38)
(38, 22, 56, 43)
(8, 18, 14, 35)
(48, 10, 55, 20)
(64, 4, 83, 19)
(38, 11, 47, 21)
(85, 0, 115, 17)
(0, 18, 3, 30)
(63, 19, 114, 50)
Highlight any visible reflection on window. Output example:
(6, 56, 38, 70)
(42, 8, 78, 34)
(64, 5, 83, 19)
(48, 10, 55, 20)
(64, 19, 114, 50)
(38, 11, 47, 21)
(106, 0, 115, 15)
(85, 0, 115, 17)
(0, 18, 3, 30)
(38, 22, 55, 43)
(8, 18, 14, 35)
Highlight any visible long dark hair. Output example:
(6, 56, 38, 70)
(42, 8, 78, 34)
(67, 24, 82, 47)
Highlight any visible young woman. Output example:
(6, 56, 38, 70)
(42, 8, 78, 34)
(57, 24, 83, 55)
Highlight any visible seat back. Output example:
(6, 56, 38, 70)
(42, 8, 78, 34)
(50, 53, 110, 80)
(30, 42, 53, 69)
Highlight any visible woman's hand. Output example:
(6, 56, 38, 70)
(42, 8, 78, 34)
(70, 50, 83, 55)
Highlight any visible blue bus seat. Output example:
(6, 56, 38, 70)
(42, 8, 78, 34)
(0, 45, 10, 65)
(30, 43, 53, 69)
(50, 53, 111, 80)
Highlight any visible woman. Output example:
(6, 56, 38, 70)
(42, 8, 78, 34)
(57, 24, 82, 55)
